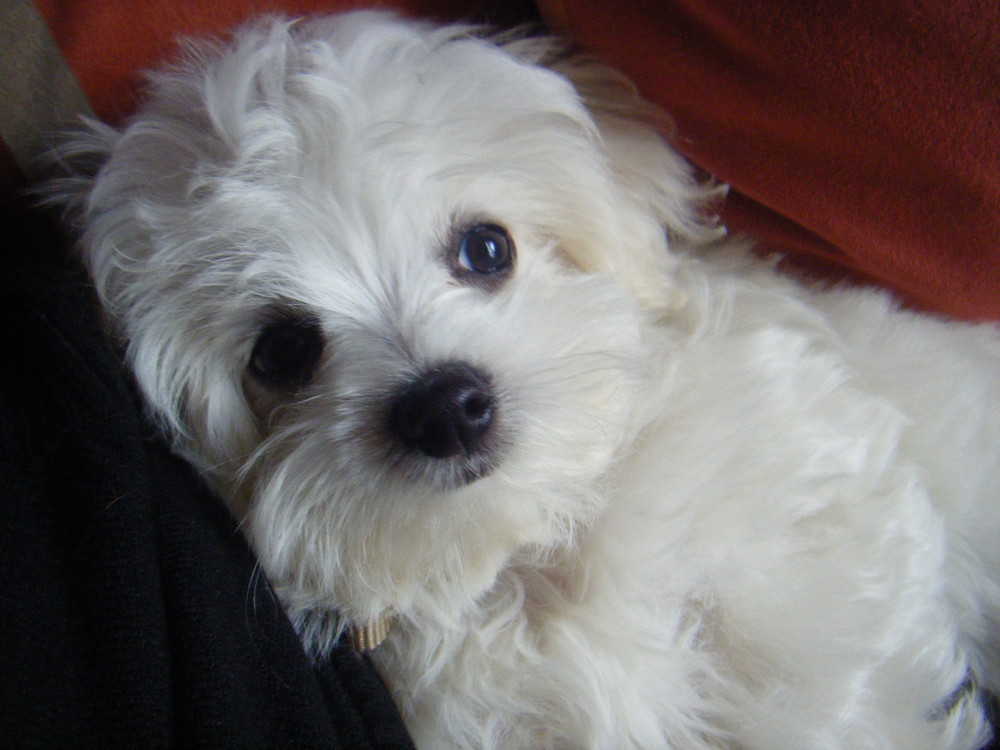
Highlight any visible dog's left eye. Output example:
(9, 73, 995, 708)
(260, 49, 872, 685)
(248, 315, 324, 390)
(455, 224, 515, 278)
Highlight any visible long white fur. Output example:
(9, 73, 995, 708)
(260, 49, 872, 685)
(49, 12, 1000, 749)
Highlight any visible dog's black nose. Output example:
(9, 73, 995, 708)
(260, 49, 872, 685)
(390, 364, 495, 459)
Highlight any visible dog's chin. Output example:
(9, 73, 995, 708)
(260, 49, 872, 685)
(394, 450, 499, 490)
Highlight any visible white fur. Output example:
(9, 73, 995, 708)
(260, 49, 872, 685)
(49, 12, 1000, 749)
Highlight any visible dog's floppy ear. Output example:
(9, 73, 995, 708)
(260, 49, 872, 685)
(502, 35, 724, 312)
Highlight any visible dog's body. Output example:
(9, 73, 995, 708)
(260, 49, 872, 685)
(51, 12, 1000, 749)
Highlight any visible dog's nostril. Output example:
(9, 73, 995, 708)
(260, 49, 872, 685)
(390, 364, 496, 459)
(462, 392, 492, 423)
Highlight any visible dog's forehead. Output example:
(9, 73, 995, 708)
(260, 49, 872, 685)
(93, 16, 609, 321)
(296, 16, 586, 137)
(150, 18, 588, 184)
(279, 22, 593, 204)
(184, 28, 583, 233)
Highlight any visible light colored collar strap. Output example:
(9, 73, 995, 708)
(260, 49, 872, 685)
(351, 612, 393, 651)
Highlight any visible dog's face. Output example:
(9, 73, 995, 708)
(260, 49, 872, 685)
(57, 12, 712, 644)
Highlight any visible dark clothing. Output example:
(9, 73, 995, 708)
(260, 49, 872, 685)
(0, 217, 414, 748)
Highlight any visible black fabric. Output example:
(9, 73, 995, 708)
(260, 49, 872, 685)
(0, 217, 414, 749)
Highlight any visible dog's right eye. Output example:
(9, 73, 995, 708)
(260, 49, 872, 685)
(457, 224, 514, 275)
(248, 315, 324, 390)
(450, 223, 516, 290)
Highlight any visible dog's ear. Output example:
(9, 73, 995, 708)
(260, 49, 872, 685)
(501, 36, 724, 312)
(555, 54, 725, 312)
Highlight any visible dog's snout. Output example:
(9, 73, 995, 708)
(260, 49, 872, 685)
(390, 364, 496, 459)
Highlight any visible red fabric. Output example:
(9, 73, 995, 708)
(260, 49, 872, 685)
(539, 0, 1000, 321)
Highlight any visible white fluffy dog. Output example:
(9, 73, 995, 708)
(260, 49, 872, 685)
(50, 11, 1000, 749)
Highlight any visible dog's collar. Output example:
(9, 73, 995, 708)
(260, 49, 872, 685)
(351, 612, 393, 651)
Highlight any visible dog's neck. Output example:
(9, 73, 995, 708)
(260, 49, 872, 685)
(349, 547, 581, 653)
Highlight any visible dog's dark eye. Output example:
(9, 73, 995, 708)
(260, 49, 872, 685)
(456, 224, 515, 277)
(248, 315, 324, 390)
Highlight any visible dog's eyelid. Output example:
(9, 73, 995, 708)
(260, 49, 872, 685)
(256, 304, 321, 328)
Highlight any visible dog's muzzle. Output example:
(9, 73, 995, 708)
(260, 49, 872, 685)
(389, 363, 496, 461)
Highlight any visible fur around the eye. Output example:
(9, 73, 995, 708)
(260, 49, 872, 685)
(248, 315, 324, 390)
